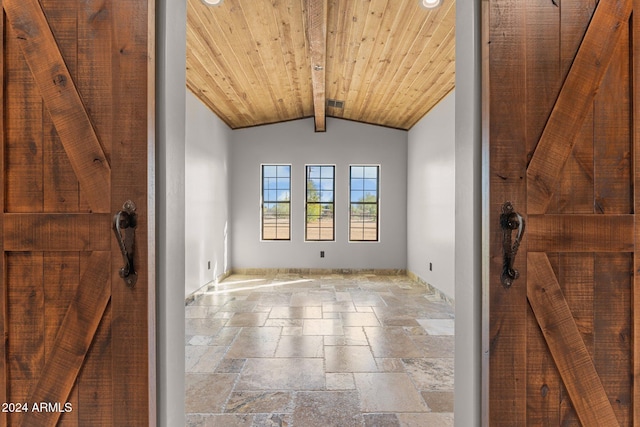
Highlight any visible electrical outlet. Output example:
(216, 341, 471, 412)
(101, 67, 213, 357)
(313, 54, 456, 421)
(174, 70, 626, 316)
(320, 251, 325, 258)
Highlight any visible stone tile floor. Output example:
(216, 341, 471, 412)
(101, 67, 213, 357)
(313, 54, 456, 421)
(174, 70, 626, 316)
(185, 273, 454, 427)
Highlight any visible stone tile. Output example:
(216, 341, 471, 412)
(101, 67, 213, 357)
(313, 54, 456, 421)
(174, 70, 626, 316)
(258, 292, 292, 306)
(417, 319, 455, 336)
(252, 413, 292, 427)
(225, 391, 294, 413)
(227, 312, 269, 327)
(326, 373, 356, 390)
(303, 318, 344, 335)
(364, 327, 423, 358)
(265, 318, 304, 327)
(342, 312, 381, 326)
(290, 292, 328, 307)
(376, 358, 405, 373)
(335, 291, 352, 301)
(282, 326, 303, 336)
(185, 373, 236, 413)
(410, 335, 455, 358)
(185, 318, 227, 336)
(215, 358, 246, 373)
(275, 335, 324, 358)
(185, 305, 210, 318)
(354, 373, 429, 413)
(322, 300, 356, 312)
(421, 391, 454, 412)
(323, 311, 341, 319)
(191, 293, 236, 307)
(269, 306, 322, 319)
(185, 273, 456, 425)
(364, 413, 400, 427)
(185, 345, 226, 373)
(402, 358, 454, 391)
(236, 358, 325, 391)
(292, 392, 363, 427)
(396, 413, 454, 426)
(225, 327, 281, 358)
(186, 413, 254, 427)
(324, 326, 368, 346)
(325, 346, 378, 373)
(219, 300, 258, 312)
(209, 326, 241, 345)
(188, 335, 215, 346)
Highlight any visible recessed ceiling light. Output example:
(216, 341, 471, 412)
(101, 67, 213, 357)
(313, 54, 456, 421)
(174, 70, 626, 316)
(419, 0, 442, 9)
(202, 0, 223, 6)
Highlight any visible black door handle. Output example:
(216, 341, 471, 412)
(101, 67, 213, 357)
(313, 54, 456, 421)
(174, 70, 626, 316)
(500, 201, 525, 288)
(113, 200, 137, 287)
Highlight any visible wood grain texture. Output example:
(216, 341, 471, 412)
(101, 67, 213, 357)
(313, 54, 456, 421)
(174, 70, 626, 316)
(633, 2, 640, 423)
(487, 1, 528, 424)
(526, 0, 632, 215)
(3, 213, 111, 251)
(18, 251, 110, 427)
(4, 21, 43, 213)
(527, 252, 619, 427)
(186, 0, 455, 130)
(0, 8, 6, 425)
(110, 0, 150, 424)
(1, 0, 151, 424)
(527, 214, 634, 253)
(594, 254, 632, 425)
(3, 0, 111, 213)
(305, 0, 327, 132)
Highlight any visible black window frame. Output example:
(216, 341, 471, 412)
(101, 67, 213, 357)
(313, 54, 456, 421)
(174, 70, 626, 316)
(349, 165, 380, 242)
(261, 164, 291, 241)
(305, 165, 335, 242)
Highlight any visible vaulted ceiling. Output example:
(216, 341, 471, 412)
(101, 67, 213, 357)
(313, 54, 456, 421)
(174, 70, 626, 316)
(186, 0, 455, 131)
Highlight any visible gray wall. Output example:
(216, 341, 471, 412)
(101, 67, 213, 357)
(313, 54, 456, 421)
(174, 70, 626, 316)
(185, 91, 232, 297)
(454, 0, 482, 425)
(156, 0, 186, 424)
(407, 92, 456, 300)
(230, 117, 408, 270)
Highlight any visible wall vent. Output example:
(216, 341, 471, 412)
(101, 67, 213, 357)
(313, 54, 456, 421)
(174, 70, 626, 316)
(326, 99, 344, 109)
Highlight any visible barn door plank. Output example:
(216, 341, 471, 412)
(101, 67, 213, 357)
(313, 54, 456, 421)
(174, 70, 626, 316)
(527, 252, 619, 426)
(526, 0, 632, 215)
(2, 0, 110, 213)
(526, 214, 634, 252)
(18, 251, 111, 427)
(3, 213, 111, 251)
(633, 1, 640, 423)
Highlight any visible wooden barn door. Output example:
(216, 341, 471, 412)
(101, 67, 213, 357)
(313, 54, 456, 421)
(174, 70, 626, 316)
(0, 0, 153, 426)
(487, 0, 638, 425)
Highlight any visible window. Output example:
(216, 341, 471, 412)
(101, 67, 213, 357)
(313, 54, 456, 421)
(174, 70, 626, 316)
(349, 165, 379, 241)
(261, 165, 291, 240)
(306, 165, 335, 241)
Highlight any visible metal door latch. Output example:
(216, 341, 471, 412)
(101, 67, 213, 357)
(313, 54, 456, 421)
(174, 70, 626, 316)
(500, 201, 525, 288)
(113, 200, 137, 287)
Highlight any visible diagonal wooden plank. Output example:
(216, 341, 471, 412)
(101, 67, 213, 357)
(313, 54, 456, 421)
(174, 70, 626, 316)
(305, 0, 327, 132)
(526, 0, 632, 214)
(3, 0, 111, 213)
(527, 214, 634, 252)
(18, 251, 111, 427)
(527, 252, 619, 426)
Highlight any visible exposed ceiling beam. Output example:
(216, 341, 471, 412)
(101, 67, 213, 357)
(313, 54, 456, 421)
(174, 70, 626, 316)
(305, 0, 327, 132)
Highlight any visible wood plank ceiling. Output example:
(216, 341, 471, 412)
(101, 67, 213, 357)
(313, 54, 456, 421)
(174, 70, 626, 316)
(186, 0, 455, 131)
